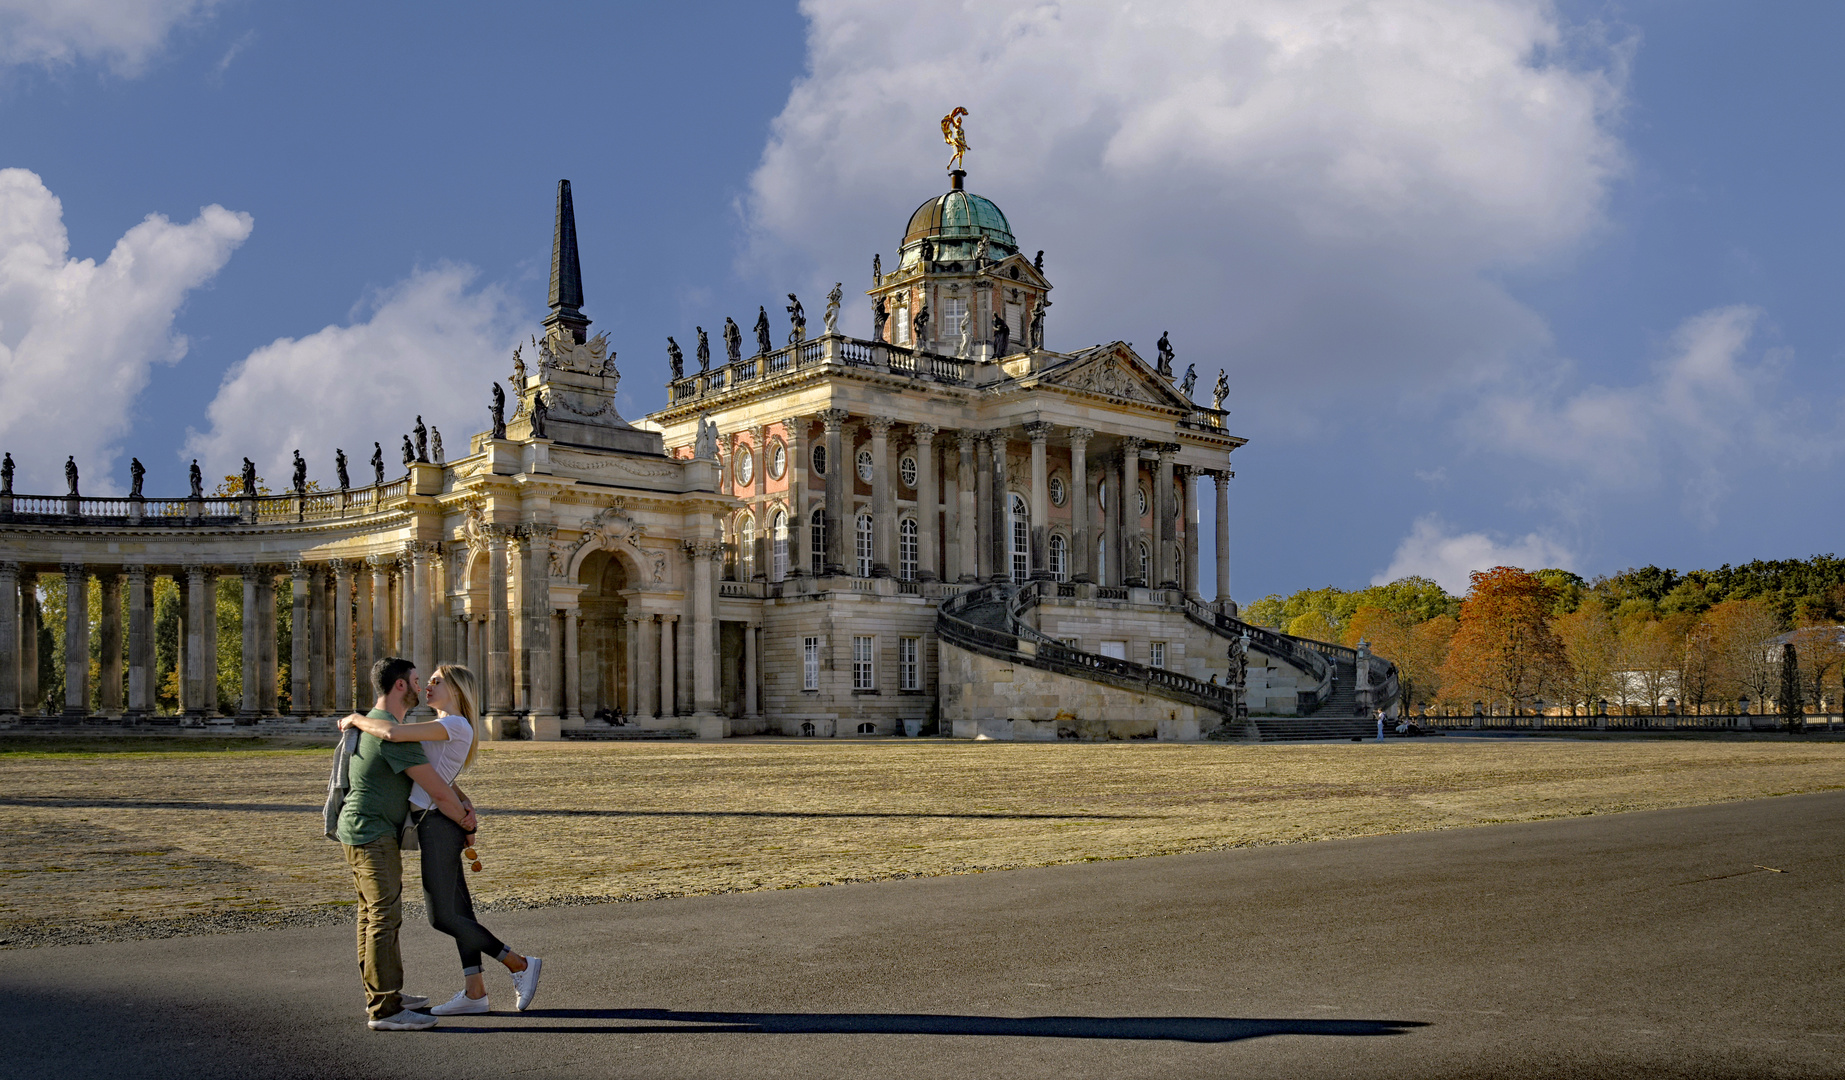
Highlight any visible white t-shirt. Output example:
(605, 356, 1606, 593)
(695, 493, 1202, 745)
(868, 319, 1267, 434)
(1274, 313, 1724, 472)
(408, 714, 475, 810)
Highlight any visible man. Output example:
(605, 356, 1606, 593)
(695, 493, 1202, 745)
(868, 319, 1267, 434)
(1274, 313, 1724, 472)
(336, 657, 474, 1031)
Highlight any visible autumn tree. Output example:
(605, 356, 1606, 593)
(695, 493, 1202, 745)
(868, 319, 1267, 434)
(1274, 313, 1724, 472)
(1552, 605, 1618, 713)
(1438, 567, 1570, 711)
(1703, 598, 1782, 708)
(1789, 625, 1845, 715)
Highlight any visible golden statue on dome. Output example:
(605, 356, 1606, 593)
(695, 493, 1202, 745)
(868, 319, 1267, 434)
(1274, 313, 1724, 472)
(941, 107, 969, 172)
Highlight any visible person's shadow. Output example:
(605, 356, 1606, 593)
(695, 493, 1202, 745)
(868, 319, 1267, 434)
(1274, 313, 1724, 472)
(435, 1008, 1428, 1043)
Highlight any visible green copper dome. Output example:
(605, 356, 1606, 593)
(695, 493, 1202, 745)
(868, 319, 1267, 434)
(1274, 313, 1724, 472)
(902, 189, 1017, 255)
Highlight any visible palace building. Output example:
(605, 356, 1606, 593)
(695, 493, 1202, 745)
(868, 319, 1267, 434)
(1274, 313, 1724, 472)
(0, 170, 1397, 741)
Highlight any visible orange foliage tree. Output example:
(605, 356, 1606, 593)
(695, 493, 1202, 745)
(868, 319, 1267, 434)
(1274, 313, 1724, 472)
(1438, 566, 1569, 710)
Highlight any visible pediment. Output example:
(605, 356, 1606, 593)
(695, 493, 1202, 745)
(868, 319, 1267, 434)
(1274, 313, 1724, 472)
(1038, 343, 1193, 410)
(988, 253, 1050, 290)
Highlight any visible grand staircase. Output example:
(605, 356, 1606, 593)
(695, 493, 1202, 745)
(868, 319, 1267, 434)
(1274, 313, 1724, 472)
(937, 583, 1401, 741)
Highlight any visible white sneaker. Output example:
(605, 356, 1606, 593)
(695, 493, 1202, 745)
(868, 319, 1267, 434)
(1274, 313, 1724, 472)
(429, 990, 490, 1015)
(368, 1009, 438, 1031)
(510, 957, 543, 1012)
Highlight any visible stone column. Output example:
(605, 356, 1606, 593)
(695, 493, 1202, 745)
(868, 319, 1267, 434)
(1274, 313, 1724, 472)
(240, 566, 261, 715)
(956, 432, 978, 583)
(256, 568, 276, 715)
(974, 433, 994, 582)
(1182, 467, 1201, 600)
(63, 563, 88, 715)
(744, 622, 760, 718)
(368, 555, 391, 672)
(21, 575, 40, 713)
(781, 417, 807, 577)
(188, 568, 215, 716)
(0, 562, 18, 714)
(486, 529, 512, 726)
(988, 431, 1010, 583)
(1213, 469, 1233, 611)
(291, 563, 311, 713)
(913, 425, 938, 581)
(624, 615, 641, 715)
(1026, 422, 1052, 580)
(1103, 454, 1122, 587)
(98, 571, 122, 715)
(521, 524, 557, 739)
(676, 602, 694, 716)
(689, 539, 720, 722)
(202, 569, 221, 715)
(307, 566, 328, 713)
(869, 417, 894, 577)
(396, 552, 414, 667)
(659, 614, 677, 717)
(564, 609, 581, 720)
(1155, 444, 1177, 589)
(638, 614, 658, 717)
(821, 408, 849, 576)
(331, 560, 353, 713)
(125, 565, 152, 715)
(1069, 429, 1093, 582)
(355, 569, 374, 679)
(1122, 438, 1145, 586)
(411, 543, 436, 712)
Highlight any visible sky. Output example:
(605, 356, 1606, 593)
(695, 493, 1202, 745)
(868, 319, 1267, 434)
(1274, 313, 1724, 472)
(1, 0, 1840, 604)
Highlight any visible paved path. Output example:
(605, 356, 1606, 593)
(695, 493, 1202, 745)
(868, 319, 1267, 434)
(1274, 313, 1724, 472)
(5, 793, 1842, 1079)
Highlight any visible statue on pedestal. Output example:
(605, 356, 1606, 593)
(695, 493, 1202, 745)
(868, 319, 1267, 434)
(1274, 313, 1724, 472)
(824, 283, 842, 335)
(371, 443, 384, 485)
(490, 383, 506, 440)
(292, 449, 307, 492)
(920, 238, 934, 264)
(532, 392, 549, 439)
(129, 458, 145, 498)
(431, 428, 444, 464)
(872, 253, 882, 285)
(1179, 363, 1197, 399)
(1, 452, 11, 495)
(873, 296, 888, 342)
(786, 294, 806, 343)
(724, 316, 742, 363)
(189, 459, 203, 499)
(1155, 331, 1175, 379)
(754, 307, 772, 356)
(1212, 368, 1229, 411)
(694, 414, 719, 460)
(414, 417, 428, 462)
(336, 449, 350, 490)
(511, 344, 527, 390)
(65, 456, 79, 497)
(240, 457, 256, 496)
(990, 311, 1010, 357)
(1029, 299, 1047, 350)
(401, 435, 415, 467)
(973, 236, 990, 270)
(1034, 250, 1044, 272)
(696, 326, 710, 372)
(912, 302, 930, 348)
(667, 337, 684, 381)
(956, 305, 972, 359)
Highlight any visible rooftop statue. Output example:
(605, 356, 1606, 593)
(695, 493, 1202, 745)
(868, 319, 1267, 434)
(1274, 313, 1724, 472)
(189, 459, 203, 499)
(292, 449, 307, 493)
(401, 434, 415, 466)
(1179, 363, 1197, 399)
(414, 416, 428, 462)
(1155, 331, 1175, 379)
(912, 302, 930, 347)
(240, 457, 257, 496)
(872, 253, 881, 285)
(129, 458, 144, 498)
(694, 414, 719, 460)
(824, 283, 842, 335)
(696, 326, 711, 372)
(973, 236, 990, 270)
(941, 106, 969, 172)
(786, 294, 806, 344)
(1, 452, 11, 495)
(490, 383, 506, 439)
(371, 443, 383, 485)
(990, 311, 1010, 357)
(1029, 298, 1048, 350)
(667, 337, 684, 381)
(872, 296, 888, 342)
(1034, 250, 1044, 272)
(336, 448, 350, 490)
(65, 455, 79, 497)
(754, 307, 772, 356)
(724, 316, 742, 363)
(532, 391, 549, 439)
(511, 344, 527, 390)
(956, 305, 972, 359)
(431, 428, 444, 465)
(920, 238, 934, 264)
(1212, 368, 1229, 411)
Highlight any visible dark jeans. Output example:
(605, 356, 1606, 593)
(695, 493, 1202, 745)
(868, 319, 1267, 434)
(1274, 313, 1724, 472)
(416, 809, 507, 975)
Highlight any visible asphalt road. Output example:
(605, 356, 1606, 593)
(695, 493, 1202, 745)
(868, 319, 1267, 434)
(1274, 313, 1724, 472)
(4, 792, 1842, 1080)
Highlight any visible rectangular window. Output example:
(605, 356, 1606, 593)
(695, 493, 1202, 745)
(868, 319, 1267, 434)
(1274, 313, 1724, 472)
(899, 636, 919, 691)
(1150, 641, 1167, 669)
(803, 636, 820, 691)
(941, 297, 966, 343)
(894, 305, 910, 345)
(1006, 301, 1024, 342)
(1099, 640, 1127, 660)
(853, 635, 875, 690)
(855, 514, 874, 578)
(898, 518, 918, 581)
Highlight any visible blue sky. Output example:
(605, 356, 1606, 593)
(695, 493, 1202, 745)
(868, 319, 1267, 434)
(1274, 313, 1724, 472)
(0, 1, 1839, 603)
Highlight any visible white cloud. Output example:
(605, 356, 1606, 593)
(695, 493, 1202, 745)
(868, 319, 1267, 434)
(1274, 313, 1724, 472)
(746, 0, 1626, 415)
(0, 167, 250, 494)
(183, 266, 526, 489)
(0, 0, 220, 74)
(1469, 305, 1813, 526)
(1375, 514, 1574, 593)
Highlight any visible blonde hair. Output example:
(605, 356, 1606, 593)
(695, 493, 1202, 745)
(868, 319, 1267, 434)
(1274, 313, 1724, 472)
(435, 663, 482, 772)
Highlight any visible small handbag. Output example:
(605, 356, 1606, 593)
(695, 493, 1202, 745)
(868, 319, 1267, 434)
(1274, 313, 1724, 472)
(399, 808, 423, 852)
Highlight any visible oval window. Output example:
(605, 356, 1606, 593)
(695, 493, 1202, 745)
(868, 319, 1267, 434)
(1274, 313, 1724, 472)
(857, 449, 874, 482)
(735, 448, 754, 487)
(899, 455, 917, 488)
(812, 444, 827, 477)
(1137, 485, 1149, 517)
(768, 440, 787, 480)
(1049, 475, 1066, 507)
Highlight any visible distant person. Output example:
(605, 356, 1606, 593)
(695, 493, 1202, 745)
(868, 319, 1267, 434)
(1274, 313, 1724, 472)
(335, 657, 470, 1031)
(341, 664, 542, 1015)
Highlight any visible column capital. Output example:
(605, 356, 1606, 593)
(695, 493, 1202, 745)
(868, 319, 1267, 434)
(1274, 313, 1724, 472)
(867, 416, 895, 437)
(957, 430, 979, 452)
(61, 560, 84, 575)
(913, 423, 938, 442)
(1067, 427, 1095, 447)
(522, 522, 558, 542)
(981, 429, 1007, 447)
(0, 560, 17, 576)
(122, 563, 146, 580)
(364, 552, 393, 570)
(1024, 421, 1054, 443)
(820, 407, 851, 429)
(237, 562, 259, 577)
(328, 557, 349, 576)
(1122, 436, 1145, 452)
(683, 538, 723, 560)
(780, 416, 806, 436)
(660, 612, 680, 624)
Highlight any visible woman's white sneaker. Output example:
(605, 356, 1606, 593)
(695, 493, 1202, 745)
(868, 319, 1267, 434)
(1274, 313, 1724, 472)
(429, 990, 490, 1016)
(510, 957, 543, 1011)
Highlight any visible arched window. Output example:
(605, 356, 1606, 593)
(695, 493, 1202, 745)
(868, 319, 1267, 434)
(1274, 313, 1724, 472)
(737, 514, 755, 581)
(1009, 493, 1030, 583)
(771, 510, 788, 582)
(1049, 533, 1068, 582)
(810, 506, 826, 577)
(855, 513, 874, 578)
(898, 517, 918, 581)
(1138, 541, 1150, 585)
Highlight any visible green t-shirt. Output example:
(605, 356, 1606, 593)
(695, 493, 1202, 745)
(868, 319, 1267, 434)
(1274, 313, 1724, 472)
(335, 710, 429, 846)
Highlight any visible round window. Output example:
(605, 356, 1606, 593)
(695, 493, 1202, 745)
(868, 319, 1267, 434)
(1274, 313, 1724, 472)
(857, 449, 874, 482)
(1137, 486, 1149, 517)
(812, 444, 827, 476)
(735, 448, 754, 487)
(768, 440, 787, 480)
(1049, 475, 1066, 507)
(899, 455, 917, 488)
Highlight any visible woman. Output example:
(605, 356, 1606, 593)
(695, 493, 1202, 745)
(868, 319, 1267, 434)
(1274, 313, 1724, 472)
(340, 663, 542, 1015)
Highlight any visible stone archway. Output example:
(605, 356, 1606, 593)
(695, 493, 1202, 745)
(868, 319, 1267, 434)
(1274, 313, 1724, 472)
(575, 548, 637, 719)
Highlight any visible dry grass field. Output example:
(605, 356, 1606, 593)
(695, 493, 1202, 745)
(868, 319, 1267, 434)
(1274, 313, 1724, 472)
(2, 735, 1842, 948)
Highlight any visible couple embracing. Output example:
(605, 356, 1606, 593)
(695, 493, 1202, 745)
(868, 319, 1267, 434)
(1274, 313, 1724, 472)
(332, 656, 542, 1031)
